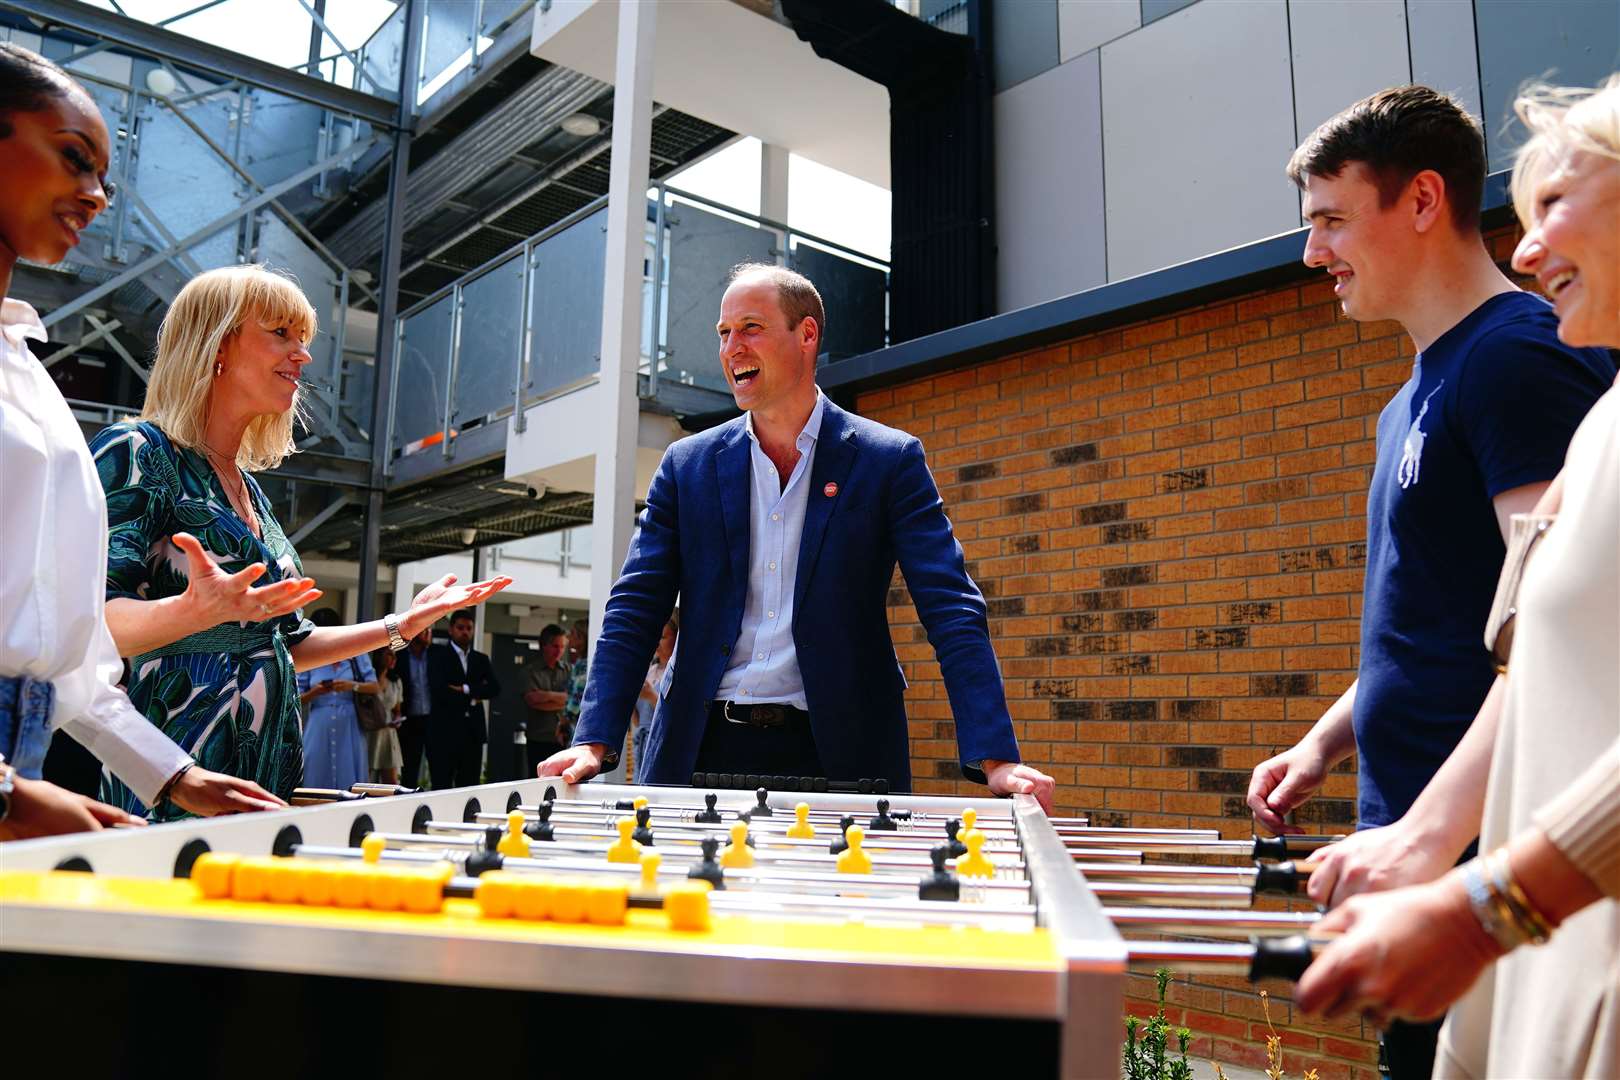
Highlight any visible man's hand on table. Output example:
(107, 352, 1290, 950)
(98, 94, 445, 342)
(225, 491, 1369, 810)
(984, 759, 1056, 814)
(537, 743, 608, 784)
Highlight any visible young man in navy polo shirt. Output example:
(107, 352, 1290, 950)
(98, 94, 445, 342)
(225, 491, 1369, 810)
(1244, 86, 1615, 1077)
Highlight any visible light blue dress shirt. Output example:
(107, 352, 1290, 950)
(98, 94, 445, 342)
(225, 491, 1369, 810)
(712, 392, 826, 709)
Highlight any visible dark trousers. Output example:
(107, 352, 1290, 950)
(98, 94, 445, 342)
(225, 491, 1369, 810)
(398, 715, 428, 789)
(427, 739, 483, 791)
(1381, 1017, 1443, 1079)
(693, 705, 823, 778)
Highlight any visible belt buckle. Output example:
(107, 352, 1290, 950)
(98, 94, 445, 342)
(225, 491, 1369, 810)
(723, 700, 747, 725)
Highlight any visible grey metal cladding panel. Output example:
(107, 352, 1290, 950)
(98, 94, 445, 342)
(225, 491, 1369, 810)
(395, 295, 454, 449)
(1101, 0, 1299, 281)
(1058, 0, 1140, 62)
(1141, 0, 1199, 25)
(664, 204, 776, 394)
(133, 98, 244, 270)
(237, 93, 325, 194)
(1289, 0, 1412, 146)
(527, 208, 608, 399)
(1406, 0, 1483, 122)
(359, 4, 405, 94)
(993, 50, 1106, 312)
(1476, 0, 1620, 171)
(420, 0, 478, 89)
(993, 0, 1061, 91)
(789, 244, 887, 361)
(454, 254, 525, 422)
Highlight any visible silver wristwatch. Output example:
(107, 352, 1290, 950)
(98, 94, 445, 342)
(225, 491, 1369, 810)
(384, 612, 408, 652)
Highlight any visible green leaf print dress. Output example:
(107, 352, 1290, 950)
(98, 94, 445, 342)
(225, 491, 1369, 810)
(90, 420, 313, 819)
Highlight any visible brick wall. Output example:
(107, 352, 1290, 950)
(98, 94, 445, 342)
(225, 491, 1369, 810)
(859, 223, 1527, 1078)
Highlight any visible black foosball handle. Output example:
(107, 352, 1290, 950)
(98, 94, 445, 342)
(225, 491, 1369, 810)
(1249, 935, 1316, 982)
(1251, 859, 1311, 897)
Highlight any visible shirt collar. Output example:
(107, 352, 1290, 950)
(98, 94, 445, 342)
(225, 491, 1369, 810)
(1, 298, 46, 351)
(744, 388, 826, 449)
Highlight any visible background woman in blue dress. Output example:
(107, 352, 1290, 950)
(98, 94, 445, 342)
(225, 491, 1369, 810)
(296, 608, 378, 791)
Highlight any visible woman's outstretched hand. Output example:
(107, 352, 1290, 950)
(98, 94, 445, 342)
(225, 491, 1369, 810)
(400, 573, 514, 637)
(172, 532, 322, 626)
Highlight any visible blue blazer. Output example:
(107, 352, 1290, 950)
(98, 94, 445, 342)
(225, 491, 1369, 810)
(574, 398, 1021, 790)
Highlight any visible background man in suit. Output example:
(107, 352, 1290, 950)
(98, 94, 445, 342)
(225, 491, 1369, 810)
(540, 265, 1054, 811)
(394, 627, 433, 788)
(426, 609, 500, 789)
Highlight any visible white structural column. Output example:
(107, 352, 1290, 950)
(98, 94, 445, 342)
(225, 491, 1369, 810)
(760, 140, 791, 227)
(589, 0, 658, 693)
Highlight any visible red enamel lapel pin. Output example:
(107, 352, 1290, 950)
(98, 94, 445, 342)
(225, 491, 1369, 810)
(823, 482, 838, 498)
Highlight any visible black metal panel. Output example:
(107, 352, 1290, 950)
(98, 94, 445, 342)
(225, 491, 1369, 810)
(790, 244, 887, 360)
(781, 0, 995, 345)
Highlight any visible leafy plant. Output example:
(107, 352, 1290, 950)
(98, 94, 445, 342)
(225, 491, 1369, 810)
(1123, 968, 1193, 1080)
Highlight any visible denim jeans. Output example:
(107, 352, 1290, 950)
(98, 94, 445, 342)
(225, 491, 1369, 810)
(0, 676, 56, 777)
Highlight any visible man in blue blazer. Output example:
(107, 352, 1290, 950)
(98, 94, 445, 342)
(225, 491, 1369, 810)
(539, 265, 1053, 810)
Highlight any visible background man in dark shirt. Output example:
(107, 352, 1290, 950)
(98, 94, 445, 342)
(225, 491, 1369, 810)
(521, 623, 570, 774)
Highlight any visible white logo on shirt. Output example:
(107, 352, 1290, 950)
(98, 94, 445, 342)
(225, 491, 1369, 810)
(1398, 382, 1445, 489)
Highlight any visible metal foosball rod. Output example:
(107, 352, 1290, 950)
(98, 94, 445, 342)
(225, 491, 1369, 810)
(1103, 907, 1322, 937)
(1076, 858, 1323, 897)
(463, 811, 1024, 855)
(1065, 833, 1345, 861)
(1087, 881, 1261, 909)
(1125, 936, 1322, 982)
(288, 842, 1033, 903)
(364, 826, 1029, 880)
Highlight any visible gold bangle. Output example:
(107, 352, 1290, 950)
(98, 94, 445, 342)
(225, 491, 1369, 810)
(1486, 849, 1553, 944)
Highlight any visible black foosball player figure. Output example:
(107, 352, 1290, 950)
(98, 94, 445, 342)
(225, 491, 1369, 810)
(632, 806, 655, 846)
(943, 818, 967, 858)
(689, 836, 725, 889)
(828, 814, 856, 855)
(867, 798, 897, 831)
(524, 802, 555, 842)
(695, 792, 723, 824)
(750, 788, 773, 817)
(918, 845, 960, 902)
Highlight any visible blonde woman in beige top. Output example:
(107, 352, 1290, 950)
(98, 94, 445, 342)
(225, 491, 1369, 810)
(1294, 77, 1620, 1077)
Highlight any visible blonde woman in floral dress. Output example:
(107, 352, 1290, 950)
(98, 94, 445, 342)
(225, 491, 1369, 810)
(93, 266, 510, 817)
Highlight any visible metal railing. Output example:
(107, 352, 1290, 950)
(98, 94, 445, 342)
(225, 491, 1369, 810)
(386, 186, 890, 480)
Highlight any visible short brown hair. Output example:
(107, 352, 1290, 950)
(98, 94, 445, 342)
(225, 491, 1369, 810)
(728, 263, 826, 344)
(1286, 85, 1486, 231)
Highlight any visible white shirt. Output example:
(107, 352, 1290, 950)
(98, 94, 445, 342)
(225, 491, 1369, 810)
(0, 298, 188, 803)
(713, 391, 826, 709)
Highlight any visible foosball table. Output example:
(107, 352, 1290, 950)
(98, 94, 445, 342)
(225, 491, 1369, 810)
(0, 779, 1337, 1078)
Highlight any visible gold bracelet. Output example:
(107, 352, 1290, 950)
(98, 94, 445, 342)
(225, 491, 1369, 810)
(1485, 848, 1553, 945)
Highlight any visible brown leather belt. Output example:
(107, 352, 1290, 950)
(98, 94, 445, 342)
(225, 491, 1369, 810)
(711, 700, 809, 729)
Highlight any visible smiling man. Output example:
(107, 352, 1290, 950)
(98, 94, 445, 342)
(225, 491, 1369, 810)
(539, 264, 1054, 811)
(1242, 86, 1614, 1078)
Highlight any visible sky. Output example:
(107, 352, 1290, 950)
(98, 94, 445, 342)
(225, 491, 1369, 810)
(83, 0, 892, 260)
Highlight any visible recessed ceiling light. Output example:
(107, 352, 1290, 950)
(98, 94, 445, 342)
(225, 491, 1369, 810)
(560, 113, 602, 137)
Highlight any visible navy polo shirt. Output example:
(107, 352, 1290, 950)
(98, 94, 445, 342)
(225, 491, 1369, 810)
(1354, 291, 1615, 828)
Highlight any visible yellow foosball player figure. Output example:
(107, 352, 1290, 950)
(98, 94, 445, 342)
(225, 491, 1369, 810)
(720, 822, 755, 869)
(956, 829, 994, 879)
(497, 810, 532, 859)
(606, 817, 642, 864)
(639, 851, 661, 894)
(786, 802, 816, 839)
(835, 825, 872, 875)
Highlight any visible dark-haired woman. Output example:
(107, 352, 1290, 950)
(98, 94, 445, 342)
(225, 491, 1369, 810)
(0, 43, 286, 835)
